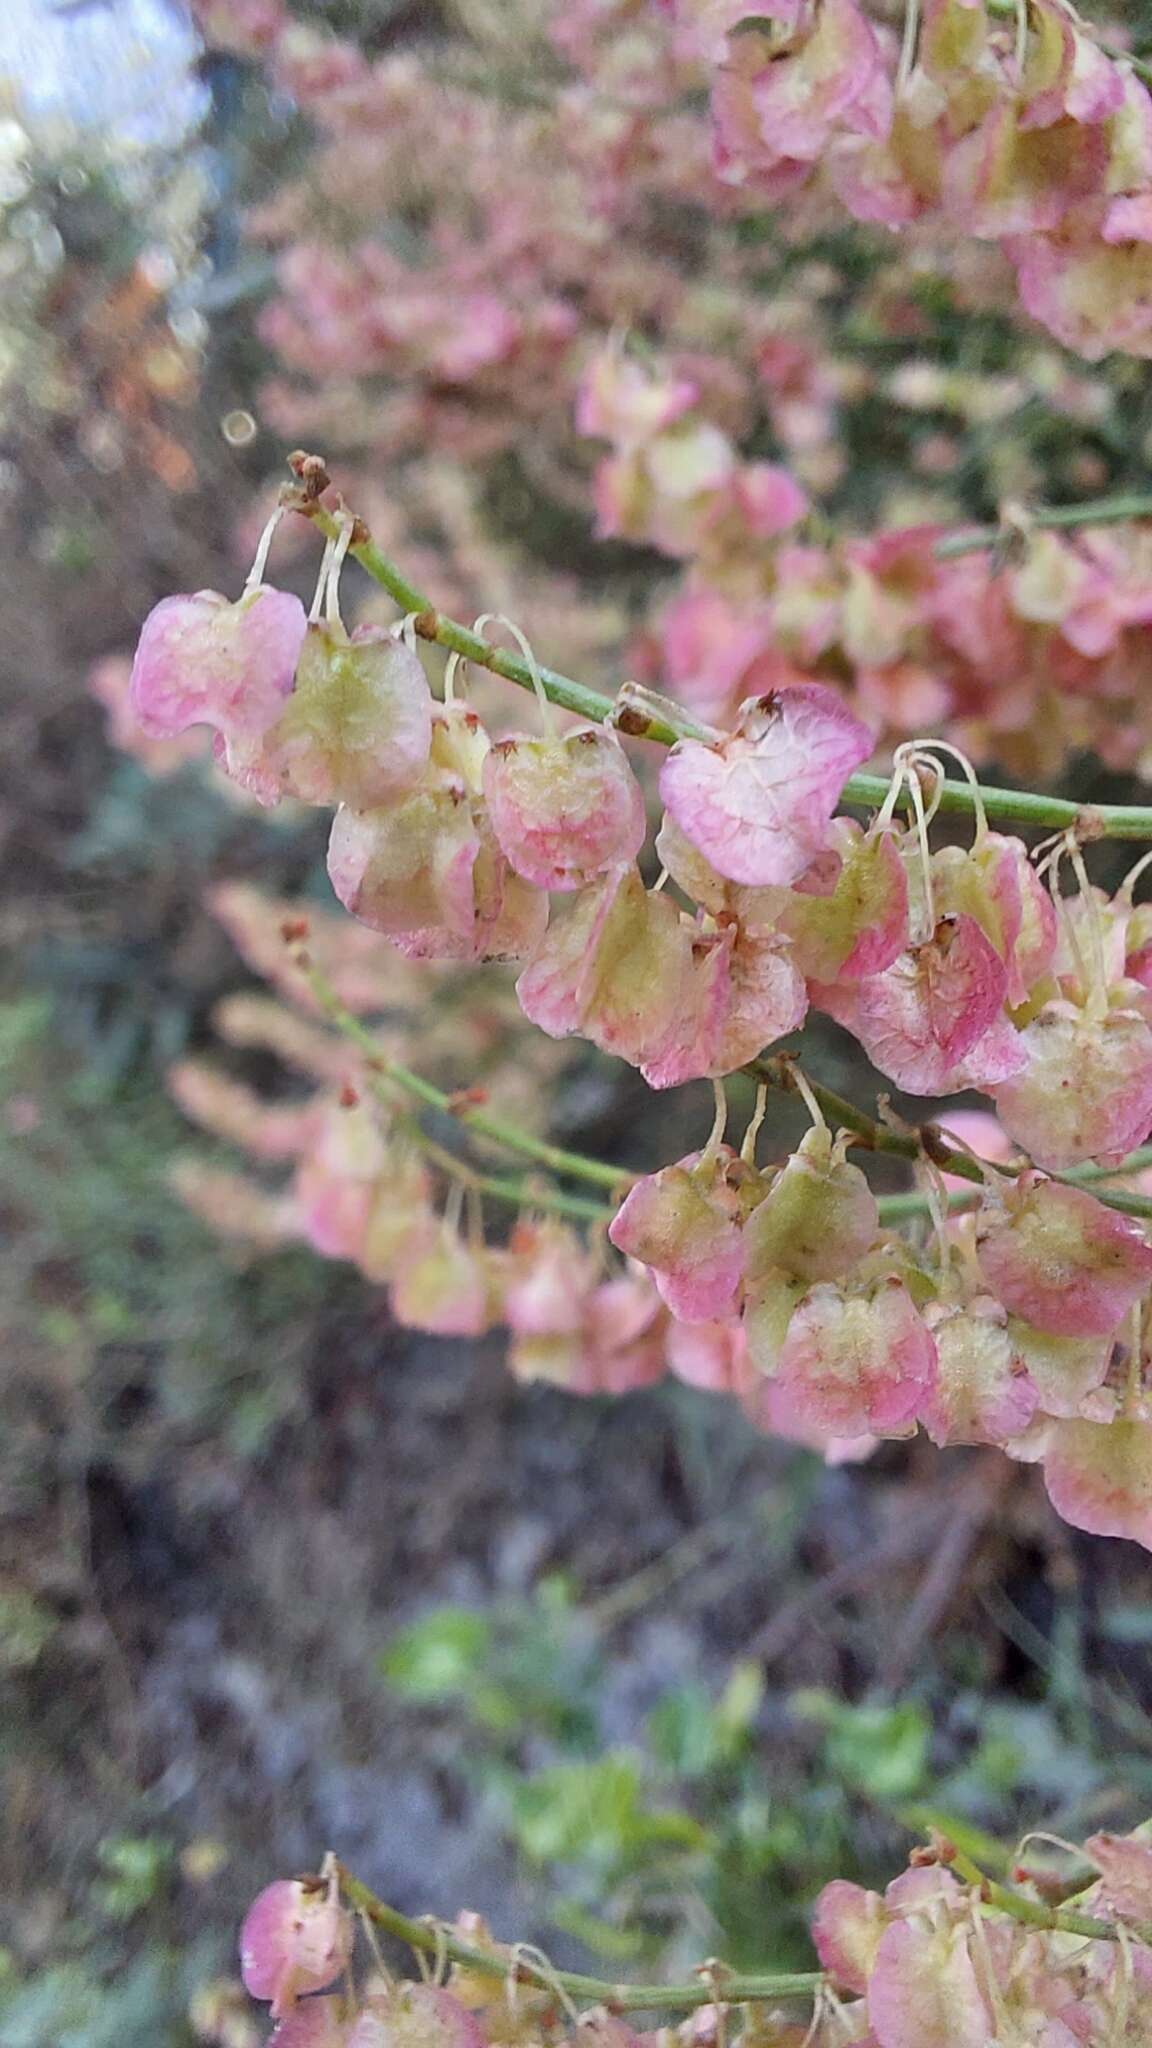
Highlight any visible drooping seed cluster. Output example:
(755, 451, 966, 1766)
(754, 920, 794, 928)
(235, 1829, 1152, 2048)
(127, 499, 1152, 1549)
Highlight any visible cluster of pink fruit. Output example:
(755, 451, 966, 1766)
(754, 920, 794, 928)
(236, 1830, 1152, 2048)
(173, 0, 1152, 795)
(124, 482, 1152, 1548)
(588, 346, 1152, 780)
(674, 0, 1152, 364)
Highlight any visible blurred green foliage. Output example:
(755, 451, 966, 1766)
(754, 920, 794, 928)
(380, 1574, 1152, 1972)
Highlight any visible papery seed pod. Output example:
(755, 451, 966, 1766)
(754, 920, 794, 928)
(293, 1101, 391, 1264)
(642, 921, 809, 1089)
(976, 1176, 1152, 1338)
(389, 1219, 494, 1337)
(712, 0, 892, 193)
(931, 833, 1057, 1007)
(865, 1913, 991, 2048)
(483, 725, 646, 890)
(504, 1219, 593, 1339)
(919, 1298, 1039, 1447)
(761, 1275, 936, 1441)
(359, 1154, 435, 1283)
(327, 784, 482, 949)
(1084, 1831, 1152, 1921)
(264, 623, 433, 808)
(812, 1880, 887, 1997)
(517, 866, 696, 1072)
(991, 1000, 1152, 1170)
(814, 913, 1020, 1096)
(327, 700, 547, 963)
(609, 1145, 762, 1324)
(579, 1271, 668, 1395)
(774, 818, 909, 983)
(240, 1878, 352, 2019)
(742, 1274, 808, 1378)
(347, 1986, 486, 2048)
(1042, 1415, 1152, 1545)
(1006, 1318, 1113, 1418)
(743, 1126, 879, 1292)
(659, 684, 873, 888)
(130, 587, 307, 796)
(666, 1317, 754, 1396)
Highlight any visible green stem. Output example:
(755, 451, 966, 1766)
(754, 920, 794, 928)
(753, 1058, 1152, 1220)
(934, 490, 1152, 560)
(290, 481, 1152, 843)
(947, 1848, 1150, 1947)
(409, 1127, 613, 1223)
(876, 1145, 1152, 1223)
(304, 956, 636, 1195)
(337, 1869, 824, 2011)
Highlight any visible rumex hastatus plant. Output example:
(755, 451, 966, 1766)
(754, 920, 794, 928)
(104, 0, 1152, 2027)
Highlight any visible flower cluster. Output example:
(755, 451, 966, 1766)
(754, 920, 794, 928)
(813, 1825, 1152, 2043)
(593, 350, 1152, 778)
(675, 0, 1152, 362)
(234, 1830, 1152, 2048)
(176, 0, 1152, 797)
(128, 481, 1152, 1550)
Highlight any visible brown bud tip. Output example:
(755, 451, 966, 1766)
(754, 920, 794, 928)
(448, 1086, 490, 1111)
(280, 916, 311, 943)
(909, 1844, 940, 1867)
(932, 1834, 959, 1864)
(339, 1083, 359, 1109)
(613, 705, 652, 737)
(413, 609, 439, 638)
(287, 450, 331, 498)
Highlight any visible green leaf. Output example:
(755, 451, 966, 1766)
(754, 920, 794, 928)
(379, 1609, 493, 1700)
(793, 1692, 930, 1802)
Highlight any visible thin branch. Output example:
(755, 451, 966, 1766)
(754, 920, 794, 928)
(875, 1145, 1152, 1223)
(945, 1847, 1152, 1949)
(283, 458, 1152, 844)
(301, 958, 631, 1196)
(336, 1868, 825, 2011)
(933, 490, 1152, 560)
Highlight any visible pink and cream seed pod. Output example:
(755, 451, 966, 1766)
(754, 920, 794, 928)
(240, 1877, 353, 2020)
(609, 1144, 762, 1325)
(991, 1000, 1152, 1171)
(760, 1273, 937, 1441)
(742, 1125, 880, 1293)
(814, 913, 1022, 1097)
(976, 1175, 1152, 1339)
(659, 684, 874, 889)
(1042, 1415, 1152, 1546)
(483, 723, 646, 891)
(263, 621, 433, 808)
(346, 1985, 486, 2048)
(918, 1297, 1039, 1448)
(130, 583, 307, 797)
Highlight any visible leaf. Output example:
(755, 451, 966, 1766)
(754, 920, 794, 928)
(379, 1610, 493, 1699)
